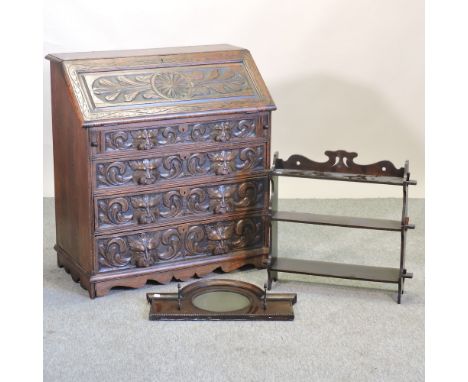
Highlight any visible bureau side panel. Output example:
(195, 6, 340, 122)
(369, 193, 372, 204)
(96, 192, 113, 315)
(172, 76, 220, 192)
(50, 62, 94, 273)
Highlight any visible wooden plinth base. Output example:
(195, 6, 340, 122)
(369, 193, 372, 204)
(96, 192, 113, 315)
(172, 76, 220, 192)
(55, 245, 267, 298)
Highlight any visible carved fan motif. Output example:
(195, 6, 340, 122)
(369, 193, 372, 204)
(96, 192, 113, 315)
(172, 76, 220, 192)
(151, 72, 193, 100)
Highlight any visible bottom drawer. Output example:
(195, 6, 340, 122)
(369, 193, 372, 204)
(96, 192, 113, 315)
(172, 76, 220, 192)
(96, 214, 267, 272)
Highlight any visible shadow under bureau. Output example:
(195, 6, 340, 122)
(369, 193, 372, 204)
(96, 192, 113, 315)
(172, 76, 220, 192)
(46, 45, 276, 298)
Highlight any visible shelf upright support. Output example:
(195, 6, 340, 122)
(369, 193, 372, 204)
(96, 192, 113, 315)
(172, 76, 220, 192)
(267, 152, 280, 290)
(398, 160, 410, 304)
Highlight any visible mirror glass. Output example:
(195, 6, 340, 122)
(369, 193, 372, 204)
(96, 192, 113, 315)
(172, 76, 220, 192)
(192, 291, 250, 312)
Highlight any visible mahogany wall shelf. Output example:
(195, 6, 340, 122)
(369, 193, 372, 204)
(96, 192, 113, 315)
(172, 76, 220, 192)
(267, 150, 417, 303)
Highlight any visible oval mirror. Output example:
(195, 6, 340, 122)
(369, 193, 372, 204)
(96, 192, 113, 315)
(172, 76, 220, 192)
(192, 291, 250, 312)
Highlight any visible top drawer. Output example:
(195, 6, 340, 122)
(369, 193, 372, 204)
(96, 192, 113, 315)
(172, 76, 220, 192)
(92, 114, 268, 155)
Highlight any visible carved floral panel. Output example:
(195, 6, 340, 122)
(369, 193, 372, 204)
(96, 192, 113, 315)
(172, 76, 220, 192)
(84, 63, 256, 108)
(104, 118, 257, 152)
(97, 216, 265, 271)
(96, 178, 267, 230)
(95, 146, 265, 189)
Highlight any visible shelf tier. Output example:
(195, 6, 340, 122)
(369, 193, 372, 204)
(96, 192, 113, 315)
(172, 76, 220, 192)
(271, 211, 415, 231)
(269, 258, 413, 283)
(271, 168, 417, 186)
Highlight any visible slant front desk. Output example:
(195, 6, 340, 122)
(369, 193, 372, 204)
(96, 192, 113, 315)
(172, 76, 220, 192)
(46, 45, 276, 298)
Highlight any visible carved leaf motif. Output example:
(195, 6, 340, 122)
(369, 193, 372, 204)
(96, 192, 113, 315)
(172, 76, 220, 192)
(97, 162, 132, 186)
(185, 226, 206, 255)
(190, 124, 210, 141)
(233, 120, 255, 138)
(92, 76, 152, 103)
(97, 217, 265, 270)
(156, 229, 182, 261)
(104, 119, 255, 153)
(106, 131, 131, 150)
(160, 156, 183, 179)
(98, 238, 130, 268)
(160, 191, 183, 218)
(187, 153, 208, 175)
(187, 188, 209, 213)
(231, 219, 260, 248)
(91, 66, 252, 105)
(160, 126, 178, 145)
(234, 182, 259, 208)
(96, 147, 263, 189)
(98, 197, 132, 226)
(237, 147, 262, 171)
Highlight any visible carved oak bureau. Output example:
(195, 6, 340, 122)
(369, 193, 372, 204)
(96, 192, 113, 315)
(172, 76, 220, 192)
(46, 45, 276, 298)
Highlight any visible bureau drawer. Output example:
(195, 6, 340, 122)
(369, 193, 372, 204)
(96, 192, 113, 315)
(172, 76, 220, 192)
(94, 143, 266, 191)
(95, 177, 268, 233)
(96, 214, 267, 272)
(93, 114, 267, 155)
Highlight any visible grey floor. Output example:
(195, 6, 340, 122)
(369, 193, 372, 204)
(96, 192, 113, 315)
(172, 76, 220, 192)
(44, 198, 424, 382)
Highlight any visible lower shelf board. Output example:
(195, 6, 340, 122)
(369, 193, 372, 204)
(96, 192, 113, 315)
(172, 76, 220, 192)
(271, 211, 414, 231)
(269, 258, 412, 283)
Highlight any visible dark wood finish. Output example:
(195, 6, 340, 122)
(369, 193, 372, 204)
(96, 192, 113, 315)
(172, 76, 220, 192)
(267, 151, 416, 303)
(271, 211, 415, 231)
(47, 45, 275, 298)
(269, 258, 413, 284)
(271, 169, 416, 186)
(146, 279, 297, 320)
(275, 150, 404, 177)
(50, 61, 94, 274)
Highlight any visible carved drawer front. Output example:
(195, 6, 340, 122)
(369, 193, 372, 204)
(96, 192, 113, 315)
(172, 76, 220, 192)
(97, 215, 266, 272)
(95, 177, 267, 232)
(95, 144, 265, 190)
(100, 116, 263, 154)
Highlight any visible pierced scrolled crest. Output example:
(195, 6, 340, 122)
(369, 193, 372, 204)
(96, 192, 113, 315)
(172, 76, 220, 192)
(98, 237, 130, 268)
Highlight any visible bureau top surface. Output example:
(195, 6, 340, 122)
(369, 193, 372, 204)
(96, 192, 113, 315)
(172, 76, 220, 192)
(46, 44, 276, 127)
